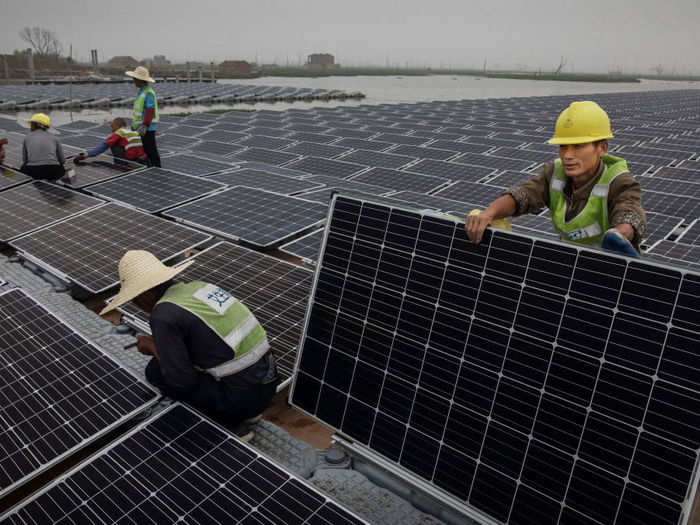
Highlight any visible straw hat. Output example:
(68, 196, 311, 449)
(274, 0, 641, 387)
(100, 250, 193, 315)
(125, 66, 155, 83)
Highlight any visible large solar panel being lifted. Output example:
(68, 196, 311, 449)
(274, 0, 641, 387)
(62, 157, 143, 189)
(230, 147, 301, 166)
(0, 288, 157, 499)
(334, 137, 393, 152)
(645, 239, 700, 271)
(0, 166, 31, 191)
(0, 182, 103, 241)
(160, 153, 235, 177)
(2, 403, 366, 524)
(85, 168, 226, 213)
(350, 167, 450, 194)
(642, 191, 700, 219)
(676, 219, 700, 245)
(280, 228, 324, 264)
(209, 168, 324, 195)
(404, 159, 497, 182)
(291, 195, 700, 525)
(285, 156, 368, 178)
(119, 241, 313, 385)
(433, 180, 506, 206)
(340, 149, 416, 170)
(283, 141, 351, 159)
(12, 203, 211, 293)
(454, 152, 536, 172)
(164, 186, 328, 247)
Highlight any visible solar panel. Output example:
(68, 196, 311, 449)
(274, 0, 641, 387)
(164, 186, 328, 247)
(57, 133, 104, 150)
(350, 167, 450, 194)
(333, 137, 393, 152)
(157, 133, 201, 150)
(676, 160, 700, 171)
(0, 182, 103, 241)
(166, 124, 208, 137)
(12, 203, 211, 293)
(626, 161, 654, 176)
(283, 141, 351, 159)
(373, 133, 430, 146)
(298, 174, 392, 199)
(645, 239, 700, 271)
(487, 170, 535, 188)
(404, 159, 497, 182)
(0, 288, 157, 499)
(490, 147, 554, 164)
(235, 135, 296, 151)
(433, 180, 506, 206)
(389, 144, 458, 161)
(291, 195, 700, 525)
(197, 129, 249, 143)
(285, 156, 368, 178)
(454, 153, 536, 172)
(676, 219, 700, 245)
(642, 191, 700, 219)
(287, 131, 339, 144)
(230, 147, 301, 166)
(0, 132, 31, 169)
(428, 140, 494, 155)
(389, 191, 482, 216)
(160, 153, 235, 177)
(639, 177, 700, 198)
(2, 403, 367, 524)
(62, 157, 143, 189)
(192, 140, 244, 157)
(328, 128, 375, 140)
(653, 167, 700, 182)
(340, 149, 416, 170)
(215, 122, 251, 133)
(619, 151, 675, 167)
(234, 161, 310, 178)
(0, 166, 31, 191)
(621, 145, 689, 160)
(85, 168, 225, 213)
(280, 228, 324, 264)
(119, 241, 313, 385)
(55, 120, 101, 133)
(209, 168, 324, 195)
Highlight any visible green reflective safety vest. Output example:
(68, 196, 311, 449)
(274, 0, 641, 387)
(549, 154, 629, 246)
(131, 86, 159, 129)
(114, 127, 143, 152)
(156, 281, 269, 379)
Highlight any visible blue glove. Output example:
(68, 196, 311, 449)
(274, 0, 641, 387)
(602, 229, 640, 258)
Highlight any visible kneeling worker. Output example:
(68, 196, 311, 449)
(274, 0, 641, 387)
(21, 113, 68, 181)
(466, 101, 646, 257)
(75, 117, 147, 164)
(101, 250, 279, 440)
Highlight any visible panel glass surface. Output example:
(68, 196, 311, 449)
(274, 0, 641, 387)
(209, 169, 324, 195)
(160, 153, 235, 177)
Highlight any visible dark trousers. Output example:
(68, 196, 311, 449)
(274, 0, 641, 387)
(110, 145, 147, 166)
(21, 164, 65, 181)
(145, 358, 277, 430)
(142, 130, 161, 167)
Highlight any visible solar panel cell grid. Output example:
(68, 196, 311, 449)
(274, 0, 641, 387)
(676, 219, 700, 245)
(12, 203, 211, 293)
(454, 153, 536, 172)
(404, 159, 497, 182)
(164, 186, 328, 247)
(62, 157, 144, 189)
(3, 403, 366, 524)
(285, 156, 368, 178)
(0, 166, 31, 191)
(340, 149, 417, 170)
(0, 288, 157, 498)
(350, 167, 450, 194)
(209, 169, 324, 195)
(333, 138, 393, 152)
(280, 228, 324, 264)
(235, 135, 296, 150)
(642, 191, 700, 219)
(160, 153, 235, 177)
(230, 147, 301, 167)
(291, 196, 700, 525)
(389, 144, 458, 161)
(283, 141, 351, 159)
(192, 140, 245, 157)
(645, 240, 700, 271)
(433, 180, 507, 206)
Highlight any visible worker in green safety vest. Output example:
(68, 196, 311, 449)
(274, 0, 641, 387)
(101, 250, 279, 441)
(465, 101, 646, 258)
(125, 66, 161, 167)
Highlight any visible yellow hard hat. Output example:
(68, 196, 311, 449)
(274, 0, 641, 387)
(28, 113, 51, 128)
(548, 101, 613, 145)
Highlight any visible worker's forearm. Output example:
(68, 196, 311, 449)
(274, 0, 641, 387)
(483, 195, 517, 220)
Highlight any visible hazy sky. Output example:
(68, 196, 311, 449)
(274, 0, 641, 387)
(2, 0, 699, 74)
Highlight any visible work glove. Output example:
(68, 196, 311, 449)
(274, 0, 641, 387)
(601, 228, 640, 259)
(138, 125, 148, 137)
(74, 153, 87, 163)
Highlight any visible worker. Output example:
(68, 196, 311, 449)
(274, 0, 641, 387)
(21, 113, 68, 181)
(74, 117, 147, 164)
(100, 250, 279, 440)
(465, 101, 646, 258)
(0, 137, 7, 164)
(125, 66, 161, 167)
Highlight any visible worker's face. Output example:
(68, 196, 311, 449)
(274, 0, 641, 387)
(111, 120, 121, 132)
(559, 141, 607, 183)
(133, 290, 157, 313)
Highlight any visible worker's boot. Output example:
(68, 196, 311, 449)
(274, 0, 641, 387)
(244, 414, 264, 425)
(232, 422, 255, 442)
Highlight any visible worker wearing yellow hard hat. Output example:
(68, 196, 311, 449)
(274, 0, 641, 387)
(465, 101, 646, 258)
(21, 113, 69, 181)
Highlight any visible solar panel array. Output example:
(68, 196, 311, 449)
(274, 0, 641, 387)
(12, 203, 212, 293)
(0, 166, 32, 191)
(292, 195, 700, 525)
(119, 241, 313, 386)
(209, 168, 324, 195)
(280, 228, 325, 264)
(0, 288, 158, 498)
(2, 403, 367, 525)
(62, 157, 144, 189)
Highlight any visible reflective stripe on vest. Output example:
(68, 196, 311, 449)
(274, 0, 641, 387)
(156, 281, 269, 379)
(549, 154, 630, 246)
(132, 86, 160, 128)
(114, 127, 143, 151)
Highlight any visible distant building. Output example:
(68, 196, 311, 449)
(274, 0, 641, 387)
(219, 60, 252, 74)
(152, 55, 171, 67)
(108, 56, 139, 68)
(305, 53, 338, 71)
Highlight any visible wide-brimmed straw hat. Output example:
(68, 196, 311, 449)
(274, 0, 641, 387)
(100, 250, 193, 315)
(125, 66, 155, 83)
